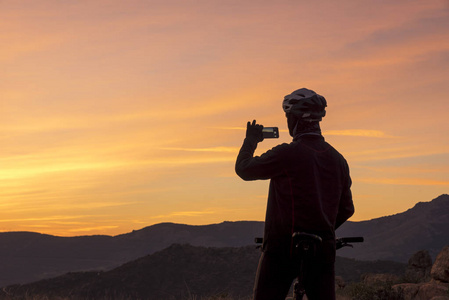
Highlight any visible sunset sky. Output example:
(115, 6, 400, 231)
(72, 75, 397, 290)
(1, 0, 448, 236)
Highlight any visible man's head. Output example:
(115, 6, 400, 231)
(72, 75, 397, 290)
(282, 88, 327, 137)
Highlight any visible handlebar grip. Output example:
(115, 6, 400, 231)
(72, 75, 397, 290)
(339, 237, 364, 243)
(254, 237, 263, 244)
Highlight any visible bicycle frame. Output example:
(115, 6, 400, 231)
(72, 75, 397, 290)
(255, 234, 364, 300)
(291, 232, 322, 300)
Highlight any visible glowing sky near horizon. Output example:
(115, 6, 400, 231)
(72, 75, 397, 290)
(1, 0, 448, 236)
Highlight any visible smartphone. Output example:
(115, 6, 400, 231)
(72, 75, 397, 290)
(262, 127, 279, 138)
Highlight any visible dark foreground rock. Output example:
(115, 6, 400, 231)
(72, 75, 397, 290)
(405, 250, 433, 283)
(431, 246, 449, 283)
(393, 246, 449, 300)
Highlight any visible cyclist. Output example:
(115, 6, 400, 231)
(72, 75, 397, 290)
(235, 88, 355, 300)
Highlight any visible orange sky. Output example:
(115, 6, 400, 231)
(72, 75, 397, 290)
(1, 0, 448, 236)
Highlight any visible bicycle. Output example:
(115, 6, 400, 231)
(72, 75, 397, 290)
(255, 233, 364, 300)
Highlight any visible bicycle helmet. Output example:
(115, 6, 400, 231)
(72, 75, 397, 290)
(282, 88, 327, 121)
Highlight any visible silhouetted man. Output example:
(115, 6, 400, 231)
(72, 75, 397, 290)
(235, 88, 354, 300)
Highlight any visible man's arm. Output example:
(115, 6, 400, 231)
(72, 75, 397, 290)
(235, 120, 284, 181)
(335, 164, 355, 229)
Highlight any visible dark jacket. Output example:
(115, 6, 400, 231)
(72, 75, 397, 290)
(235, 133, 354, 261)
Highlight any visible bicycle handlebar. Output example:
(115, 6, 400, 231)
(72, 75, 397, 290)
(254, 236, 364, 249)
(336, 236, 364, 249)
(336, 237, 364, 243)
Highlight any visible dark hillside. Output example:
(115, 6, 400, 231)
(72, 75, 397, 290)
(0, 221, 264, 287)
(337, 194, 449, 262)
(1, 244, 260, 300)
(0, 244, 406, 300)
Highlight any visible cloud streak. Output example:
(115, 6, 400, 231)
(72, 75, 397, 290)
(160, 146, 239, 153)
(0, 215, 96, 223)
(358, 177, 449, 186)
(68, 226, 119, 233)
(215, 127, 394, 138)
(324, 130, 394, 138)
(150, 210, 216, 219)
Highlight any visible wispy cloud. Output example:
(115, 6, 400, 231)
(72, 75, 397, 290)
(150, 210, 216, 219)
(139, 156, 236, 166)
(160, 146, 239, 153)
(347, 147, 449, 162)
(212, 126, 246, 131)
(68, 226, 119, 233)
(0, 215, 95, 223)
(21, 224, 51, 228)
(0, 160, 128, 181)
(216, 127, 394, 138)
(324, 129, 394, 138)
(357, 177, 449, 186)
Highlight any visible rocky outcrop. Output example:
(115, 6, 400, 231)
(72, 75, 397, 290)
(393, 282, 449, 300)
(393, 246, 449, 300)
(335, 276, 345, 290)
(405, 250, 433, 282)
(431, 246, 449, 283)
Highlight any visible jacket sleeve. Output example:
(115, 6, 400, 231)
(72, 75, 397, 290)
(335, 161, 355, 229)
(235, 137, 285, 181)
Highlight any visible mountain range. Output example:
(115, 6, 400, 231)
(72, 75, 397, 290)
(0, 244, 406, 300)
(0, 194, 447, 288)
(336, 194, 449, 262)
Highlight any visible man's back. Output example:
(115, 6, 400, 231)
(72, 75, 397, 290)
(236, 134, 353, 256)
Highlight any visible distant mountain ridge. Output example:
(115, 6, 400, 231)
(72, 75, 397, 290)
(0, 194, 447, 287)
(336, 194, 449, 262)
(0, 221, 264, 287)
